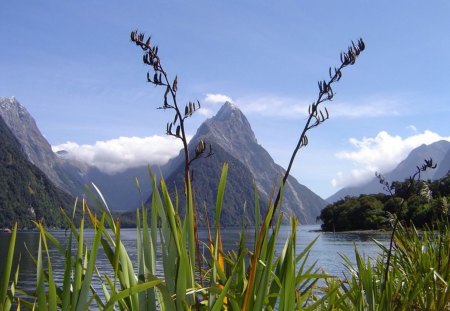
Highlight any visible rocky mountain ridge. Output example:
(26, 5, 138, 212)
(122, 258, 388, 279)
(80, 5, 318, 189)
(161, 102, 327, 224)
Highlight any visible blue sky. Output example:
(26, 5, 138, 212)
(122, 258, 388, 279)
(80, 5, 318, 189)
(1, 1, 450, 198)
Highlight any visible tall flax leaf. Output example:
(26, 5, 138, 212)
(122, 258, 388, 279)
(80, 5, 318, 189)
(278, 218, 297, 311)
(185, 175, 196, 289)
(61, 226, 74, 311)
(0, 223, 17, 310)
(160, 177, 192, 309)
(85, 183, 116, 232)
(137, 206, 157, 311)
(242, 202, 274, 311)
(253, 214, 283, 310)
(37, 224, 57, 311)
(72, 215, 85, 309)
(36, 229, 47, 309)
(75, 213, 105, 311)
(209, 163, 229, 307)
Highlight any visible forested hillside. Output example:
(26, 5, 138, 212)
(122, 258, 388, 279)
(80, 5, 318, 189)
(320, 174, 450, 231)
(0, 116, 74, 228)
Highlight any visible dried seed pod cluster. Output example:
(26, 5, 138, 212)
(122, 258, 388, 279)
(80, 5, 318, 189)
(271, 38, 366, 220)
(300, 38, 365, 150)
(131, 30, 213, 181)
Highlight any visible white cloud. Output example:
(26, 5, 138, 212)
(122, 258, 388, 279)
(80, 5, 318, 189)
(406, 125, 418, 132)
(235, 95, 310, 118)
(197, 107, 214, 117)
(204, 93, 233, 104)
(229, 94, 405, 119)
(329, 97, 404, 118)
(52, 135, 183, 174)
(331, 130, 450, 188)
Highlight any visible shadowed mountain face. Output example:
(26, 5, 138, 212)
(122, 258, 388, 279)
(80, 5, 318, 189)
(159, 102, 327, 225)
(0, 113, 74, 228)
(0, 97, 66, 189)
(327, 140, 450, 203)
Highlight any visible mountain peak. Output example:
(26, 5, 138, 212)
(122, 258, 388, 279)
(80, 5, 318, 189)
(214, 101, 242, 121)
(198, 102, 257, 147)
(0, 96, 24, 113)
(176, 101, 326, 224)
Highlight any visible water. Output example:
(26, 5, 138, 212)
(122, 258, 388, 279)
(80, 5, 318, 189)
(0, 225, 390, 299)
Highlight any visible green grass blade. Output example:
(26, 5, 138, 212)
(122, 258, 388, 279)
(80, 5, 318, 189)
(0, 223, 17, 309)
(36, 228, 47, 309)
(37, 224, 58, 311)
(103, 280, 162, 311)
(75, 213, 105, 311)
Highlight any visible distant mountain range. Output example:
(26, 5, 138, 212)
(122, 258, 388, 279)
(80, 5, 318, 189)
(327, 140, 450, 203)
(0, 97, 326, 225)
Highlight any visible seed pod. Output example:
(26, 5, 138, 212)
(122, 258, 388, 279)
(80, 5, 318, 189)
(173, 76, 178, 92)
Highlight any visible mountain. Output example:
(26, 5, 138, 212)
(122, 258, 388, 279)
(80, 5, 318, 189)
(158, 102, 327, 225)
(0, 97, 152, 211)
(327, 140, 450, 203)
(0, 97, 68, 189)
(0, 113, 74, 229)
(434, 147, 450, 179)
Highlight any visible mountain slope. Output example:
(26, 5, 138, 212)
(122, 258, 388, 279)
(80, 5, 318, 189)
(328, 140, 450, 203)
(434, 148, 450, 179)
(0, 96, 152, 211)
(0, 114, 74, 228)
(0, 97, 67, 189)
(159, 102, 326, 225)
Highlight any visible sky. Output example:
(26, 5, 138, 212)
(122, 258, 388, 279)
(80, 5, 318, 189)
(1, 1, 450, 199)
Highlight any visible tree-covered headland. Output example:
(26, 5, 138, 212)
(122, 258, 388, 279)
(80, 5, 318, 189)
(320, 172, 450, 231)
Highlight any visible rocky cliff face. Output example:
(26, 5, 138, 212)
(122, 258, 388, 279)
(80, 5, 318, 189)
(0, 97, 67, 189)
(161, 102, 326, 224)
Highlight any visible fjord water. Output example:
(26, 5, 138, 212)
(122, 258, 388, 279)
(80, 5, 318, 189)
(0, 225, 390, 294)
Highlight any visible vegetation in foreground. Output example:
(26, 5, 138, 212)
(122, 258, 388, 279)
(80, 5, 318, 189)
(2, 32, 449, 310)
(1, 167, 449, 310)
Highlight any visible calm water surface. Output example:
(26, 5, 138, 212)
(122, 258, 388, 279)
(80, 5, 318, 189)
(0, 225, 390, 295)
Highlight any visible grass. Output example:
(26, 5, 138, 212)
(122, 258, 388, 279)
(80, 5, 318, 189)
(1, 164, 449, 310)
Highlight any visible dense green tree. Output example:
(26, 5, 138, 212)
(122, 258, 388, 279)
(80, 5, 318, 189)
(320, 173, 450, 231)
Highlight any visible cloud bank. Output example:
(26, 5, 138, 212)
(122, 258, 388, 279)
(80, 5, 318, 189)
(53, 135, 183, 174)
(331, 130, 450, 188)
